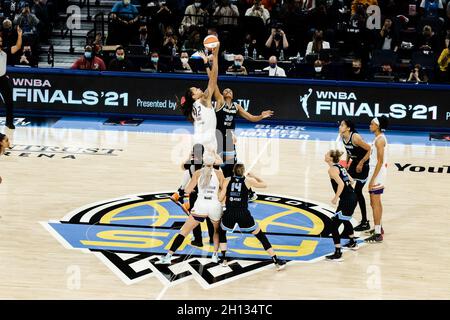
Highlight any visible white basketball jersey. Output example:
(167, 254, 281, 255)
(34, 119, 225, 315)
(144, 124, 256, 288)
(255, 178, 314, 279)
(197, 168, 220, 201)
(192, 100, 217, 141)
(369, 134, 388, 168)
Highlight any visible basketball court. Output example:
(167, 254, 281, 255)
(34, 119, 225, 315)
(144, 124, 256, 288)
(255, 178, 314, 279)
(0, 116, 448, 300)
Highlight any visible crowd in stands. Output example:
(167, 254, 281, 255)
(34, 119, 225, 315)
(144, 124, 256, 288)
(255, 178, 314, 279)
(0, 0, 58, 67)
(2, 0, 449, 84)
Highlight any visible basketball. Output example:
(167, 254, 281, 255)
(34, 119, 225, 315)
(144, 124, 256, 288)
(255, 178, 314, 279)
(203, 35, 219, 49)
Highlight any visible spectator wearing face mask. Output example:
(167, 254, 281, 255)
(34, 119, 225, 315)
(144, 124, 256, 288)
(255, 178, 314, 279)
(179, 0, 205, 36)
(226, 54, 248, 75)
(245, 0, 271, 25)
(312, 59, 329, 80)
(13, 3, 39, 44)
(265, 25, 289, 59)
(108, 46, 135, 71)
(18, 45, 37, 67)
(306, 30, 330, 56)
(347, 58, 367, 81)
(263, 55, 286, 77)
(175, 51, 193, 72)
(373, 62, 398, 82)
(134, 25, 151, 49)
(71, 45, 106, 71)
(160, 25, 178, 56)
(109, 0, 140, 46)
(142, 51, 171, 72)
(214, 0, 240, 26)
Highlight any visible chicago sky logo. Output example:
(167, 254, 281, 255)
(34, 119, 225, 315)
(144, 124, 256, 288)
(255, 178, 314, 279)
(42, 192, 361, 289)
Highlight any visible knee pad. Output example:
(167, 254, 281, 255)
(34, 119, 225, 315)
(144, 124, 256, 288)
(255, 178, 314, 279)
(219, 227, 227, 243)
(254, 230, 272, 251)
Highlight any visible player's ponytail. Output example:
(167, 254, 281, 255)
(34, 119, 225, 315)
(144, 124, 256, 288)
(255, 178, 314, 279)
(199, 152, 215, 189)
(329, 149, 344, 163)
(177, 89, 195, 122)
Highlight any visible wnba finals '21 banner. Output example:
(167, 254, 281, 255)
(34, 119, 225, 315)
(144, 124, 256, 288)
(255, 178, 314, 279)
(8, 68, 450, 129)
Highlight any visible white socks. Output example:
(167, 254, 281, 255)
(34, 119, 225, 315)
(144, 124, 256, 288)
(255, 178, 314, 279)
(375, 225, 382, 234)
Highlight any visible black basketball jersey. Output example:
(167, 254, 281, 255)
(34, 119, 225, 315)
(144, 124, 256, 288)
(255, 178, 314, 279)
(342, 132, 367, 163)
(216, 101, 238, 134)
(225, 176, 249, 208)
(330, 164, 353, 194)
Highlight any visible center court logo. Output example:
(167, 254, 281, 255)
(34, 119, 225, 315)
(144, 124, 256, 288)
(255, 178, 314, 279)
(42, 192, 359, 289)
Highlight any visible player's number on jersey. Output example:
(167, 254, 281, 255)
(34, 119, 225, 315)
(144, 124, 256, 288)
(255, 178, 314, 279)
(193, 105, 201, 118)
(231, 182, 242, 193)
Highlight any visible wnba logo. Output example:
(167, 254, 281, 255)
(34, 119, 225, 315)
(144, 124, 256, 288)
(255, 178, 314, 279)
(299, 88, 313, 119)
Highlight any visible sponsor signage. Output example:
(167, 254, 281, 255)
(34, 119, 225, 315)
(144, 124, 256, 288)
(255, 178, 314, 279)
(9, 69, 450, 128)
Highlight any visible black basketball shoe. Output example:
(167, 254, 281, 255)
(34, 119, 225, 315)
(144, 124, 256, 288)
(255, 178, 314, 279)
(326, 251, 343, 262)
(354, 220, 370, 231)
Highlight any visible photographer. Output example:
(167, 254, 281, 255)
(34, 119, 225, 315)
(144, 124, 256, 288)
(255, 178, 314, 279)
(265, 24, 289, 58)
(245, 0, 270, 25)
(226, 54, 248, 75)
(213, 0, 239, 26)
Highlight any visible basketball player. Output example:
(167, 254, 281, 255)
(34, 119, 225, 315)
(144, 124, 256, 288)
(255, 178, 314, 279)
(178, 41, 220, 152)
(173, 143, 220, 247)
(219, 163, 286, 270)
(365, 116, 389, 243)
(0, 133, 10, 183)
(212, 86, 274, 178)
(157, 152, 227, 265)
(324, 150, 359, 261)
(339, 120, 371, 231)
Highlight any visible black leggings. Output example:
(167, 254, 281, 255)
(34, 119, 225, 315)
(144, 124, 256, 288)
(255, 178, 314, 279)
(354, 181, 368, 221)
(0, 76, 14, 123)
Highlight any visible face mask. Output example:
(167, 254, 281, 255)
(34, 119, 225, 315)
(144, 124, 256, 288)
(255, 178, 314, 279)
(315, 67, 322, 73)
(123, 0, 130, 5)
(181, 58, 189, 64)
(116, 55, 124, 61)
(151, 57, 159, 63)
(234, 61, 242, 67)
(269, 63, 276, 68)
(194, 2, 201, 8)
(84, 52, 92, 59)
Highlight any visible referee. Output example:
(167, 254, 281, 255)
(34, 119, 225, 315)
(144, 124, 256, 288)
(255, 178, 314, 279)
(0, 26, 23, 129)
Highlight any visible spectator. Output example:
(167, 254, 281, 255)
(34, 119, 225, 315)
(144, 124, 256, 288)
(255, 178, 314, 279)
(245, 0, 271, 25)
(71, 45, 106, 71)
(416, 25, 439, 54)
(419, 0, 444, 18)
(351, 0, 378, 15)
(109, 0, 140, 46)
(263, 55, 286, 76)
(174, 51, 193, 72)
(31, 0, 50, 43)
(179, 0, 205, 36)
(306, 30, 330, 55)
(242, 32, 259, 56)
(347, 58, 367, 81)
(142, 51, 170, 72)
(160, 25, 178, 56)
(108, 46, 135, 71)
(153, 0, 175, 29)
(312, 59, 329, 80)
(378, 18, 399, 52)
(265, 24, 289, 58)
(407, 63, 429, 82)
(214, 0, 239, 26)
(13, 3, 39, 43)
(18, 45, 38, 67)
(226, 54, 248, 75)
(182, 29, 203, 51)
(242, 0, 277, 11)
(373, 62, 398, 81)
(437, 38, 450, 82)
(134, 25, 151, 48)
